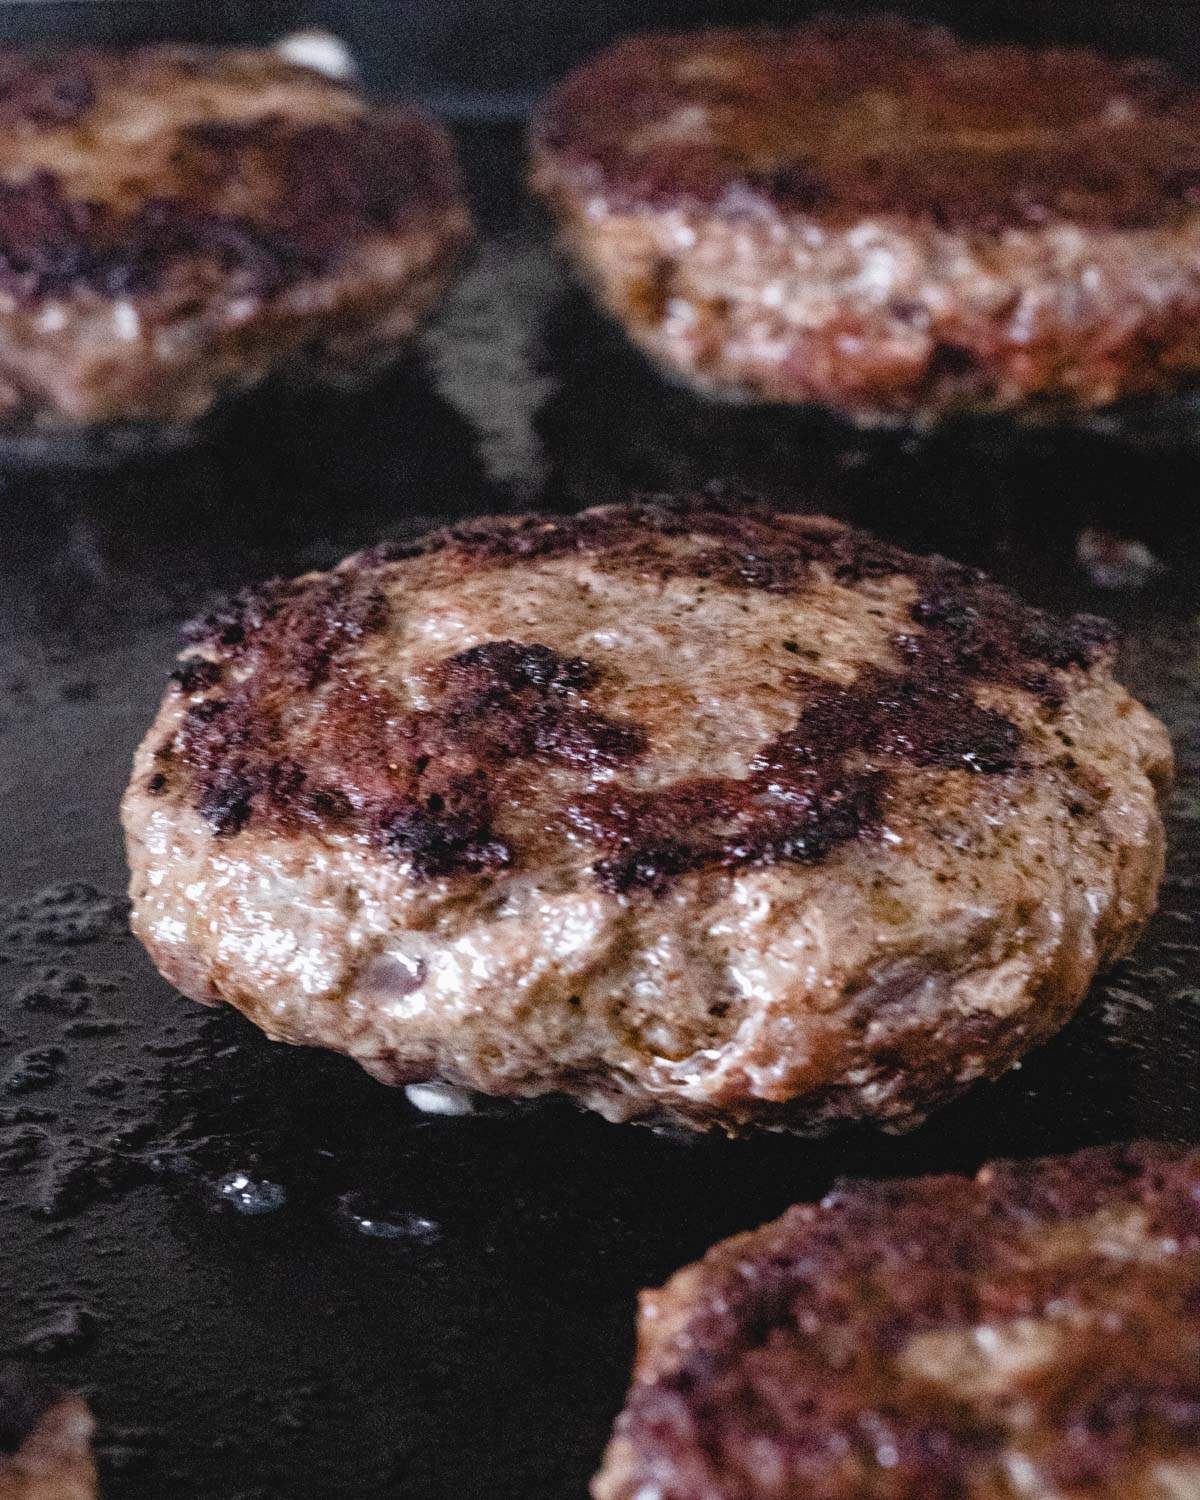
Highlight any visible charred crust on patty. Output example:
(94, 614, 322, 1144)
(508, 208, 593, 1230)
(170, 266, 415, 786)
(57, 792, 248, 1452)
(170, 656, 224, 695)
(362, 493, 1118, 683)
(430, 641, 647, 768)
(182, 574, 388, 688)
(164, 495, 1118, 891)
(124, 492, 1170, 1135)
(180, 580, 291, 654)
(533, 16, 1200, 233)
(573, 769, 885, 896)
(365, 492, 916, 587)
(576, 653, 1021, 894)
(599, 1141, 1200, 1500)
(0, 51, 97, 129)
(176, 618, 646, 868)
(0, 106, 459, 306)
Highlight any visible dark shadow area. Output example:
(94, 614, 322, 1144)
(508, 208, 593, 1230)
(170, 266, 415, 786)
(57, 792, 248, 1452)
(537, 286, 1200, 617)
(0, 354, 490, 638)
(0, 0, 1194, 111)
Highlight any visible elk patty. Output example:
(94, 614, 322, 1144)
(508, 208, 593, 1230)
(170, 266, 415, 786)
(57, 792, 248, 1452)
(595, 1140, 1200, 1500)
(121, 493, 1171, 1134)
(531, 16, 1200, 426)
(0, 42, 470, 456)
(0, 1372, 95, 1500)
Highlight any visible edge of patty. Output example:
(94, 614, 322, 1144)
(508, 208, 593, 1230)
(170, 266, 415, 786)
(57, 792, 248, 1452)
(596, 1140, 1200, 1500)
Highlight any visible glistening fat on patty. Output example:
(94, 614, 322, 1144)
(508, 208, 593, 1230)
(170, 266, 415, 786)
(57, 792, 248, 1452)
(531, 16, 1200, 424)
(122, 492, 1171, 1134)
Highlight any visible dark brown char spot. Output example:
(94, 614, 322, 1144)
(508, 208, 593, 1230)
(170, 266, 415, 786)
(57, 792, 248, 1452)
(181, 579, 291, 654)
(377, 641, 647, 877)
(184, 574, 387, 689)
(170, 657, 223, 694)
(365, 488, 915, 590)
(0, 52, 96, 127)
(177, 609, 645, 874)
(0, 173, 100, 303)
(574, 768, 884, 896)
(0, 109, 458, 306)
(574, 654, 1019, 895)
(553, 494, 1106, 892)
(429, 640, 646, 767)
(769, 664, 1021, 775)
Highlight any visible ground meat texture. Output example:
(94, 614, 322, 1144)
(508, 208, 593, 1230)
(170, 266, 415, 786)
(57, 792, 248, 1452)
(0, 42, 471, 445)
(530, 17, 1200, 425)
(122, 493, 1171, 1135)
(595, 1141, 1200, 1500)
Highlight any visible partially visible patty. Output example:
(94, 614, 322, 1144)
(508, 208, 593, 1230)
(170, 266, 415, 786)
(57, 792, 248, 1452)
(596, 1141, 1200, 1500)
(0, 44, 470, 445)
(531, 17, 1200, 425)
(122, 492, 1170, 1135)
(0, 1370, 95, 1500)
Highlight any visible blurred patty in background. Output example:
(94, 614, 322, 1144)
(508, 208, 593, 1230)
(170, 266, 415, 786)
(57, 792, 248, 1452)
(0, 38, 471, 459)
(532, 15, 1200, 425)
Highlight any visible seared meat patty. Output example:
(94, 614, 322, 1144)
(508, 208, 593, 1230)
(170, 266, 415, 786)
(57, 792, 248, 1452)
(122, 493, 1170, 1134)
(595, 1140, 1200, 1500)
(0, 43, 470, 454)
(0, 1374, 95, 1500)
(532, 17, 1200, 425)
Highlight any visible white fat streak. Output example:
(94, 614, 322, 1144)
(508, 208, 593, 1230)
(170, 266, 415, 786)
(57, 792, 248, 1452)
(405, 1082, 476, 1116)
(274, 30, 357, 81)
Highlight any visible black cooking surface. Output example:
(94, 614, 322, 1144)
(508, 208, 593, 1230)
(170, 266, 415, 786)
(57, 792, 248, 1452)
(4, 120, 1200, 1500)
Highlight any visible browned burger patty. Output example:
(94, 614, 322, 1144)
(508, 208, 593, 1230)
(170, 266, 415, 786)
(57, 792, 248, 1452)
(0, 1375, 95, 1500)
(531, 16, 1200, 425)
(595, 1140, 1200, 1500)
(0, 43, 470, 456)
(121, 493, 1171, 1135)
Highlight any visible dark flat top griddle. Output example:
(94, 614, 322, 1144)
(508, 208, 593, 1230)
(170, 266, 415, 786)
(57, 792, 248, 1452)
(3, 121, 1200, 1500)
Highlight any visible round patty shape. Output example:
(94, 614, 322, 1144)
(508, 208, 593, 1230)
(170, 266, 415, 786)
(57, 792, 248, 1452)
(595, 1140, 1200, 1500)
(0, 44, 471, 443)
(122, 494, 1171, 1134)
(531, 17, 1200, 424)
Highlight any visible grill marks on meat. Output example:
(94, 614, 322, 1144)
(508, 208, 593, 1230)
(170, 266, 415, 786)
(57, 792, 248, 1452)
(598, 1142, 1200, 1500)
(0, 110, 457, 305)
(573, 772, 884, 897)
(166, 580, 646, 875)
(378, 642, 647, 877)
(360, 497, 1109, 672)
(162, 497, 1117, 888)
(168, 572, 394, 837)
(429, 641, 646, 767)
(573, 617, 1024, 895)
(535, 16, 1200, 232)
